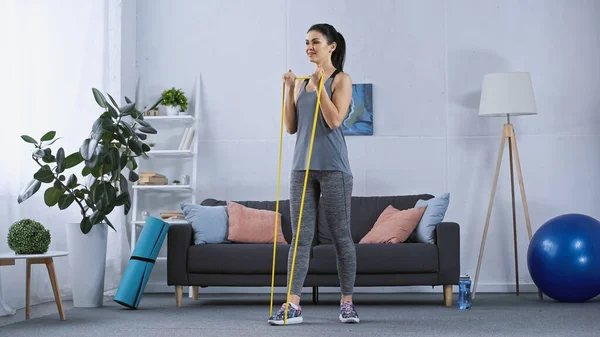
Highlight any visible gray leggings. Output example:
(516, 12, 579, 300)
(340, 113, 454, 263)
(287, 170, 356, 296)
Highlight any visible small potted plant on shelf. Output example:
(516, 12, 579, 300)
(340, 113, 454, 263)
(161, 87, 188, 116)
(16, 88, 161, 308)
(172, 179, 180, 185)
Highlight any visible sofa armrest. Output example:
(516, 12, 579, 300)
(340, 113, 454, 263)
(435, 222, 460, 285)
(167, 224, 193, 286)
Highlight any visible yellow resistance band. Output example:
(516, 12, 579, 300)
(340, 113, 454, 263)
(270, 74, 324, 324)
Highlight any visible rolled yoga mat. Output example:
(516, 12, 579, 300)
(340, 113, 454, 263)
(114, 216, 170, 309)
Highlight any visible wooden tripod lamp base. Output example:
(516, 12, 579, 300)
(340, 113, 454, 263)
(472, 72, 542, 299)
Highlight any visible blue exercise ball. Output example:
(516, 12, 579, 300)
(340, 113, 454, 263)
(527, 213, 600, 302)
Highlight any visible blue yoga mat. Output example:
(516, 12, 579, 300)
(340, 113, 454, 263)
(114, 216, 170, 309)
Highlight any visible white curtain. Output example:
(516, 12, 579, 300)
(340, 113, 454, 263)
(0, 0, 127, 311)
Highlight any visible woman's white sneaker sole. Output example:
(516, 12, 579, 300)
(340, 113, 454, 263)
(339, 315, 360, 323)
(268, 316, 303, 325)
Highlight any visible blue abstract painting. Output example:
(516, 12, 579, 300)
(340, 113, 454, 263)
(341, 83, 373, 136)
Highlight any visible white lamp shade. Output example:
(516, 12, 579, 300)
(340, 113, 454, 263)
(479, 72, 537, 117)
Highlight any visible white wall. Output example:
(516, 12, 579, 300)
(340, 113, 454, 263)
(132, 0, 600, 294)
(0, 0, 130, 310)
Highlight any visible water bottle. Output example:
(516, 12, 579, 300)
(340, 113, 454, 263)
(458, 274, 472, 310)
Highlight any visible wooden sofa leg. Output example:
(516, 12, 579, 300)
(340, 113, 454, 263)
(192, 286, 198, 300)
(312, 286, 319, 304)
(175, 286, 183, 307)
(443, 285, 452, 307)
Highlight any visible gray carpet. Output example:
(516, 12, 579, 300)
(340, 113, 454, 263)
(1, 292, 599, 337)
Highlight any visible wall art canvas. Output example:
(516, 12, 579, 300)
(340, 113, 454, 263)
(341, 83, 373, 136)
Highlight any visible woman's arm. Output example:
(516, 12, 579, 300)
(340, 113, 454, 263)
(318, 73, 352, 129)
(284, 79, 302, 134)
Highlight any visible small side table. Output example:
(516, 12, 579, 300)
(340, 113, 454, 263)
(0, 251, 68, 320)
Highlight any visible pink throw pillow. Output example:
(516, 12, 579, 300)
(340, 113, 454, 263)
(359, 205, 426, 244)
(227, 201, 287, 243)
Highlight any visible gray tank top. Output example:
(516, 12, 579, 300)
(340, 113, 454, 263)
(292, 71, 352, 177)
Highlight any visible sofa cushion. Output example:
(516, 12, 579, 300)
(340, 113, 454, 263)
(409, 193, 450, 243)
(201, 198, 308, 245)
(309, 243, 439, 274)
(317, 194, 434, 244)
(359, 205, 426, 244)
(187, 243, 293, 274)
(180, 203, 230, 244)
(226, 201, 287, 244)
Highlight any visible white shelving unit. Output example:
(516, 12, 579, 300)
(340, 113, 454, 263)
(129, 76, 200, 254)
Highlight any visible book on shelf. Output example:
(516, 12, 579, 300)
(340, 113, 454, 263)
(178, 127, 195, 150)
(139, 172, 168, 185)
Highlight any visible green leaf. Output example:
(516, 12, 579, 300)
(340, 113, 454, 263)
(67, 174, 77, 188)
(128, 139, 142, 155)
(82, 166, 91, 176)
(115, 192, 128, 206)
(58, 194, 75, 210)
(119, 174, 129, 193)
(119, 121, 135, 137)
(40, 131, 56, 142)
(135, 132, 147, 140)
(129, 170, 139, 182)
(65, 152, 84, 169)
(41, 149, 56, 163)
(104, 217, 116, 231)
(56, 147, 66, 173)
(124, 96, 132, 104)
(126, 157, 138, 170)
(80, 217, 93, 234)
(143, 97, 163, 114)
(123, 193, 131, 214)
(115, 192, 131, 215)
(118, 124, 132, 138)
(136, 119, 151, 128)
(114, 132, 127, 146)
(120, 153, 128, 170)
(21, 135, 38, 145)
(141, 143, 151, 152)
(107, 93, 120, 110)
(80, 138, 98, 161)
(90, 210, 103, 225)
(107, 104, 119, 119)
(137, 126, 157, 134)
(43, 187, 62, 207)
(93, 182, 116, 210)
(109, 148, 120, 171)
(33, 166, 55, 183)
(44, 137, 62, 146)
(92, 117, 115, 139)
(120, 102, 135, 114)
(17, 179, 42, 203)
(92, 88, 107, 108)
(53, 180, 63, 190)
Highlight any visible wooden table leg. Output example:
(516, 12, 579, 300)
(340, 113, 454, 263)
(27, 257, 65, 320)
(26, 259, 31, 320)
(44, 258, 65, 320)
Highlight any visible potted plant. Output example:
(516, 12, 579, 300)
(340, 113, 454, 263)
(17, 88, 161, 308)
(161, 87, 188, 116)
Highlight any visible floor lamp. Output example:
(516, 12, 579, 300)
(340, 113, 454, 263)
(472, 72, 542, 299)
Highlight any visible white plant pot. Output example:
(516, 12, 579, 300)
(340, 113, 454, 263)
(165, 105, 179, 116)
(66, 222, 108, 308)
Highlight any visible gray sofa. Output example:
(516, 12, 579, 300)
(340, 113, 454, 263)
(166, 194, 460, 307)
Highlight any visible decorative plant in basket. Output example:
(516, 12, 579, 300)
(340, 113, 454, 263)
(17, 88, 162, 234)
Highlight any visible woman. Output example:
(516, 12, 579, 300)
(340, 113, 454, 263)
(268, 23, 358, 325)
